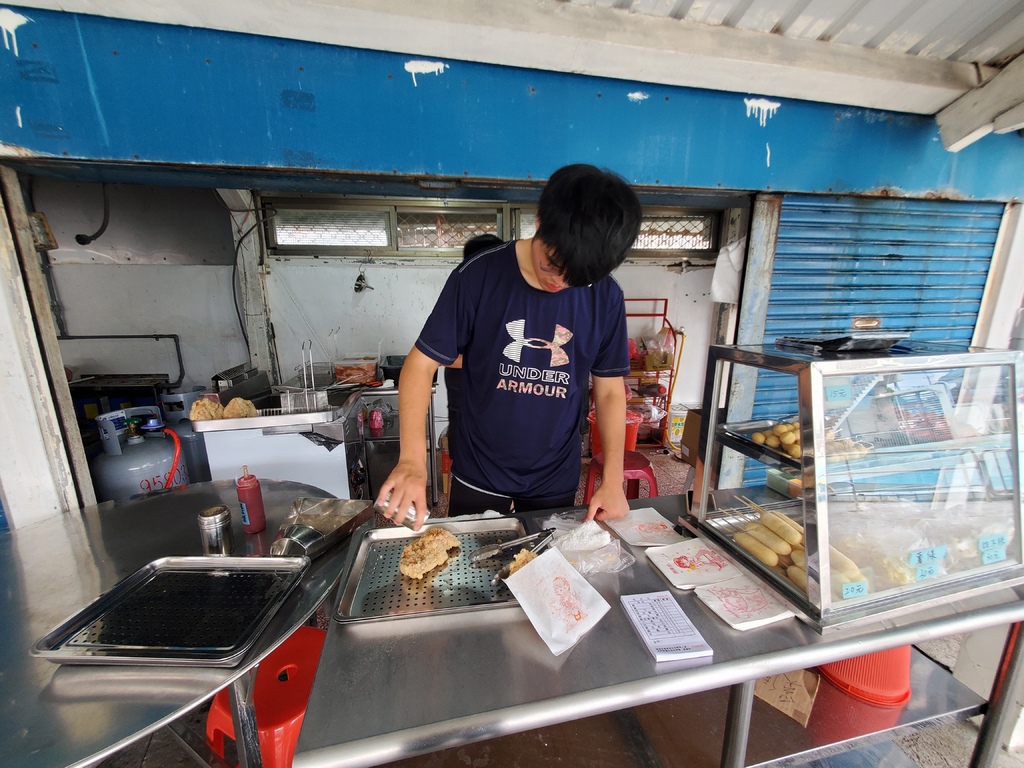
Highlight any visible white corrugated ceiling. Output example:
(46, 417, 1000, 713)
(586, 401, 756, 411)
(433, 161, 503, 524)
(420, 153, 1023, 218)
(618, 0, 1024, 67)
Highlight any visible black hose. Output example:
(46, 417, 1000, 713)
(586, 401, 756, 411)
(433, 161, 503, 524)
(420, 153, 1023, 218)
(75, 183, 110, 245)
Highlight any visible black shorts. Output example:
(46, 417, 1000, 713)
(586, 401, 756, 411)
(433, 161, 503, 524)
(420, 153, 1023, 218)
(447, 476, 576, 517)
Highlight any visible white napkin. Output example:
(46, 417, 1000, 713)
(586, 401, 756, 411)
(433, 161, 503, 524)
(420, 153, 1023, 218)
(504, 548, 610, 656)
(603, 507, 687, 547)
(646, 538, 742, 589)
(694, 574, 794, 631)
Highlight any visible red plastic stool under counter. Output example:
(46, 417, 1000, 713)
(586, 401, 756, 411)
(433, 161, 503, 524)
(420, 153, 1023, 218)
(584, 451, 659, 503)
(206, 625, 327, 768)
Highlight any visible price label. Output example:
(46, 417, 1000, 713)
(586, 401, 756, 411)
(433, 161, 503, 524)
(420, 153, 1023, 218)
(908, 545, 947, 568)
(978, 534, 1009, 552)
(915, 563, 940, 581)
(841, 580, 869, 599)
(983, 547, 1008, 565)
(824, 384, 853, 403)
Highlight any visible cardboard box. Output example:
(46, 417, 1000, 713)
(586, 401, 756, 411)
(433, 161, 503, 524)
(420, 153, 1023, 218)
(678, 407, 702, 467)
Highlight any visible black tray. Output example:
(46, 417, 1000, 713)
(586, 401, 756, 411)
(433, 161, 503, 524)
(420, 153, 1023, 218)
(33, 556, 308, 667)
(774, 332, 909, 354)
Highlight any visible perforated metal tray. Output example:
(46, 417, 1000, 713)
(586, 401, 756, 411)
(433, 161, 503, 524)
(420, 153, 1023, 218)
(333, 518, 529, 623)
(33, 556, 308, 667)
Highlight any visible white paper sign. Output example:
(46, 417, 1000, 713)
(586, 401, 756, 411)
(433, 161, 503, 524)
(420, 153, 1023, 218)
(504, 548, 610, 656)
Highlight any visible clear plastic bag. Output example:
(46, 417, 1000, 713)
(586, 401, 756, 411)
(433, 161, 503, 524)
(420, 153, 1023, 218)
(539, 511, 636, 577)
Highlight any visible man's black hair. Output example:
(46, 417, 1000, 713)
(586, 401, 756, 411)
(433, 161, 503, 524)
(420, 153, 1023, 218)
(535, 164, 642, 287)
(463, 233, 503, 261)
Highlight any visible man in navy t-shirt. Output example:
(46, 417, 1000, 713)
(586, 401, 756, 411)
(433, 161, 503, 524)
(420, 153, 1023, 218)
(377, 164, 642, 528)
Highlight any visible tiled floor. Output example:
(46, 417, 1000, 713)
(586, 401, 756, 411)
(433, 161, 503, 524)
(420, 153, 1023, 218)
(97, 447, 1024, 768)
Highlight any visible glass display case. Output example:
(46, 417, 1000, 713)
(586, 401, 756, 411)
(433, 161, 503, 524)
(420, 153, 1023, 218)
(689, 341, 1024, 632)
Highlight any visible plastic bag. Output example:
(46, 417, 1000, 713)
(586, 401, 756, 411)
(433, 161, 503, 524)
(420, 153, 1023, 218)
(628, 403, 667, 423)
(540, 511, 636, 577)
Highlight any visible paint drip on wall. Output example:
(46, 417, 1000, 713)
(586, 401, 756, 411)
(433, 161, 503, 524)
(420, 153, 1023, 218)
(0, 8, 32, 57)
(627, 91, 649, 103)
(404, 60, 448, 87)
(744, 97, 780, 128)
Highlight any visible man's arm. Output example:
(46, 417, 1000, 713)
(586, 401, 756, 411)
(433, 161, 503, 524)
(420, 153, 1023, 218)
(585, 375, 630, 521)
(376, 347, 441, 529)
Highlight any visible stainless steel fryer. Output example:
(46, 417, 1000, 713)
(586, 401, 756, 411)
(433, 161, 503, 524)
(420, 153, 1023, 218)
(333, 518, 531, 623)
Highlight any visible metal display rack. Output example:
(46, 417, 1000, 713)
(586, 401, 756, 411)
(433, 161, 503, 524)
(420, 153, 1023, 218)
(623, 298, 682, 448)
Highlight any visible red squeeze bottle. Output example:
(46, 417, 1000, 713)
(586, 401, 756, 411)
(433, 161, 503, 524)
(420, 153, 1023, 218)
(236, 465, 267, 534)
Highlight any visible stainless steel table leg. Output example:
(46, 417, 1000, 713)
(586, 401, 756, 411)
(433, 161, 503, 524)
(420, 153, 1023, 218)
(229, 669, 264, 768)
(971, 622, 1024, 768)
(721, 680, 755, 768)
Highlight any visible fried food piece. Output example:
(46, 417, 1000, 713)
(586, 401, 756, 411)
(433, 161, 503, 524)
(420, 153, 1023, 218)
(507, 548, 538, 576)
(760, 511, 803, 546)
(787, 564, 808, 592)
(743, 522, 793, 555)
(189, 399, 224, 421)
(223, 397, 258, 419)
(399, 527, 460, 580)
(734, 531, 779, 567)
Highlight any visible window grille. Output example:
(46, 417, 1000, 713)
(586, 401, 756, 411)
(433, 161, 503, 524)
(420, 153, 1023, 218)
(636, 215, 715, 251)
(264, 197, 720, 260)
(273, 209, 391, 247)
(396, 211, 500, 249)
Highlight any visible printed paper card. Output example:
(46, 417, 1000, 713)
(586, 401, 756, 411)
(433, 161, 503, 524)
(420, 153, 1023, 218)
(694, 574, 794, 631)
(620, 591, 713, 662)
(504, 548, 610, 656)
(646, 538, 742, 589)
(603, 507, 687, 547)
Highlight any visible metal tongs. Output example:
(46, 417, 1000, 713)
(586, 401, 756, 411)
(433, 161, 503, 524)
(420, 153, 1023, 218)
(472, 529, 556, 587)
(470, 528, 556, 564)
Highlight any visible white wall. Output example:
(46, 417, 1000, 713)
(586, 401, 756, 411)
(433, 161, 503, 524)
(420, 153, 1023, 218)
(33, 181, 248, 390)
(266, 260, 716, 437)
(33, 180, 717, 416)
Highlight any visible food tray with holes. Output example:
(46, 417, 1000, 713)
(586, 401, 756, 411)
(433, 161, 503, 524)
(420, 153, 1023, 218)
(32, 556, 308, 667)
(333, 518, 530, 623)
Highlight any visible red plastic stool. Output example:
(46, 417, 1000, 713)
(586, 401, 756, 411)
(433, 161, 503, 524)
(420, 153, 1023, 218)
(584, 451, 659, 503)
(206, 625, 327, 768)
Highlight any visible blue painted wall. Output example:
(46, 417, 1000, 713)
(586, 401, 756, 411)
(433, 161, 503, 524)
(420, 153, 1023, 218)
(2, 5, 1024, 199)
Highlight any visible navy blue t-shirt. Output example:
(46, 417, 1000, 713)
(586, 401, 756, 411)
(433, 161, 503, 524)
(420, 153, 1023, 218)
(416, 241, 629, 498)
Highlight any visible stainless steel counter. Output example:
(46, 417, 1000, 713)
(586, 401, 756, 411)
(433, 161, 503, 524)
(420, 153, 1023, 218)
(295, 495, 1024, 768)
(2, 480, 346, 768)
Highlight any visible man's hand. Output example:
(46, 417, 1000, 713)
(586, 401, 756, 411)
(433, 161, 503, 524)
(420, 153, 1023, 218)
(584, 479, 629, 521)
(375, 348, 440, 531)
(376, 458, 429, 530)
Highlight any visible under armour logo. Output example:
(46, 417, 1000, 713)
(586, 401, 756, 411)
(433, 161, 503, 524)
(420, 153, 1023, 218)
(502, 320, 573, 366)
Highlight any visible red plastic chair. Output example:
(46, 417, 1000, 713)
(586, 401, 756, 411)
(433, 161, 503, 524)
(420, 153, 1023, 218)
(206, 625, 327, 768)
(584, 451, 659, 503)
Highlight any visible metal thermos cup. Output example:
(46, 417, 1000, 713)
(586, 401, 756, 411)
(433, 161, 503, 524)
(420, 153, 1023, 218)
(198, 504, 234, 555)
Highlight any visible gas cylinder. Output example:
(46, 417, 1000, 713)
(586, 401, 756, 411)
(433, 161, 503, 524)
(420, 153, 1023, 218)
(90, 406, 190, 503)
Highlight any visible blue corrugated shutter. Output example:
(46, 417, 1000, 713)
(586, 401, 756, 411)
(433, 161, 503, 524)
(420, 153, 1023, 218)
(745, 194, 1005, 484)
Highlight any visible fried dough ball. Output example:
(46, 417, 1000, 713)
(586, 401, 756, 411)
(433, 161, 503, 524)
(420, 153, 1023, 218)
(189, 399, 224, 421)
(507, 549, 539, 576)
(765, 434, 781, 448)
(751, 431, 766, 444)
(223, 397, 258, 419)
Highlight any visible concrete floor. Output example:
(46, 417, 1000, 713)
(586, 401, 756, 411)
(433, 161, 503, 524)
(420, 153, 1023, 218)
(96, 447, 1024, 768)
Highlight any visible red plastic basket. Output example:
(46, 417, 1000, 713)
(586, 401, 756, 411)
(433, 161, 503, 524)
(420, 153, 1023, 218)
(818, 645, 912, 706)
